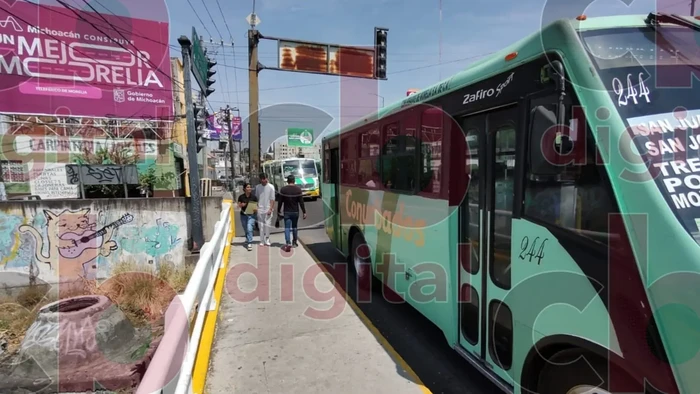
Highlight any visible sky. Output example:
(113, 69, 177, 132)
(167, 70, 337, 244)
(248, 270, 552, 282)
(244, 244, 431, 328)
(37, 0, 697, 151)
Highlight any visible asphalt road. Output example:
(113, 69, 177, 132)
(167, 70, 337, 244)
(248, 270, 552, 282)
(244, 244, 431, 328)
(235, 199, 496, 394)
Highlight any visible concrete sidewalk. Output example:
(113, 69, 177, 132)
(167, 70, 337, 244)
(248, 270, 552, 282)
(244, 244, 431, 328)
(205, 233, 428, 394)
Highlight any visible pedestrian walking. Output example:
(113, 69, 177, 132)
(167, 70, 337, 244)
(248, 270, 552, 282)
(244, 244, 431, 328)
(255, 173, 276, 246)
(237, 183, 258, 251)
(276, 175, 306, 249)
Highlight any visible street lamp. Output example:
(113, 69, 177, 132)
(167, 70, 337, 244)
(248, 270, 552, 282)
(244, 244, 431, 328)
(369, 93, 385, 108)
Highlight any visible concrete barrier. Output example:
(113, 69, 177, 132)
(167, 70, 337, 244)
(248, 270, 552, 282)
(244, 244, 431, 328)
(136, 199, 234, 394)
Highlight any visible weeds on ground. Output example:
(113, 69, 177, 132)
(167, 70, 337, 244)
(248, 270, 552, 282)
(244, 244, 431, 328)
(0, 260, 194, 359)
(0, 283, 84, 359)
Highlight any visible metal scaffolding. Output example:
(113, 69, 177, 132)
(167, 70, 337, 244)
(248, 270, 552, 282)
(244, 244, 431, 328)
(0, 114, 177, 140)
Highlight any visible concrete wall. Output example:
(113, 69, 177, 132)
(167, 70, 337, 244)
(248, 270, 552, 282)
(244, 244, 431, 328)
(0, 197, 223, 288)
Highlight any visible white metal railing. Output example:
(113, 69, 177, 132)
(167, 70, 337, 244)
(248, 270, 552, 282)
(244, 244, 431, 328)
(136, 201, 232, 394)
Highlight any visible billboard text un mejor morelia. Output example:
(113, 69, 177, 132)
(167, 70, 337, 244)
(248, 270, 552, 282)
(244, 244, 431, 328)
(0, 2, 172, 119)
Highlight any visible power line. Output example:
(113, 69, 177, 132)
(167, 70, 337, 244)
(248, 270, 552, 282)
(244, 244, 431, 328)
(0, 3, 159, 89)
(58, 0, 223, 110)
(185, 0, 213, 38)
(231, 46, 242, 110)
(219, 43, 233, 104)
(24, 0, 183, 53)
(55, 0, 178, 89)
(0, 1, 215, 117)
(215, 0, 234, 40)
(79, 0, 179, 86)
(200, 0, 224, 40)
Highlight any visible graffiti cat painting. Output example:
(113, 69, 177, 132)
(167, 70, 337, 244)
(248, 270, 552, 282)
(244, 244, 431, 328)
(18, 209, 132, 279)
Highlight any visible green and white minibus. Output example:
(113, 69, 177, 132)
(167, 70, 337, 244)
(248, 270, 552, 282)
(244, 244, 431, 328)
(321, 13, 700, 394)
(262, 158, 321, 200)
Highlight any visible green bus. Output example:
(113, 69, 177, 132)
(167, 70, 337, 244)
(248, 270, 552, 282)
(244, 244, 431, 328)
(262, 158, 321, 200)
(321, 13, 700, 394)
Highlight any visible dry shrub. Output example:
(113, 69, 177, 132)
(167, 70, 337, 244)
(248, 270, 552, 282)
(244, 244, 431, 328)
(0, 284, 54, 358)
(0, 259, 193, 359)
(89, 259, 193, 328)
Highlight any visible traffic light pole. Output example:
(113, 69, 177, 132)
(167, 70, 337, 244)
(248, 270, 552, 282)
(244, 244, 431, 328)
(224, 105, 236, 183)
(248, 29, 260, 186)
(178, 35, 205, 252)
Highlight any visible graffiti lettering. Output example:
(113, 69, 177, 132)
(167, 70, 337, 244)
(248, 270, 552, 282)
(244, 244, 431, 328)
(65, 164, 79, 184)
(22, 316, 102, 360)
(84, 165, 121, 184)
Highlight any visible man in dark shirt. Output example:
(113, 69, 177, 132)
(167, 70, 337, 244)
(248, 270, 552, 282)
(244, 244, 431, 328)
(276, 175, 307, 248)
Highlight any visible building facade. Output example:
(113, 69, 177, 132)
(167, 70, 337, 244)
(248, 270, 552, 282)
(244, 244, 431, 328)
(271, 141, 321, 161)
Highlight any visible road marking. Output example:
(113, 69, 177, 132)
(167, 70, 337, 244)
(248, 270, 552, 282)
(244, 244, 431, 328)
(192, 200, 235, 394)
(299, 240, 433, 394)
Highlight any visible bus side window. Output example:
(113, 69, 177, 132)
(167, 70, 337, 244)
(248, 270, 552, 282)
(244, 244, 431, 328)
(381, 122, 417, 193)
(419, 106, 443, 196)
(358, 126, 381, 189)
(524, 95, 619, 245)
(341, 132, 358, 186)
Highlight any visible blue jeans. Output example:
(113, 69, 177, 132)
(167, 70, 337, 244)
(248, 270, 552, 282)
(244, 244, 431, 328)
(240, 213, 255, 244)
(283, 212, 299, 245)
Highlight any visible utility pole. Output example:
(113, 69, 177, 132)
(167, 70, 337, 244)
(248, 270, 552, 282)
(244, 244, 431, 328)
(234, 107, 242, 177)
(224, 105, 237, 183)
(248, 28, 260, 186)
(178, 35, 204, 252)
(222, 140, 230, 190)
(692, 0, 696, 16)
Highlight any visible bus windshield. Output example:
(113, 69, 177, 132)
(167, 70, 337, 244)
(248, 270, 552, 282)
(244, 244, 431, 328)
(301, 159, 318, 176)
(282, 160, 302, 178)
(582, 26, 700, 243)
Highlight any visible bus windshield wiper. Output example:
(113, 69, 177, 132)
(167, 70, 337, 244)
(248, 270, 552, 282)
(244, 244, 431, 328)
(645, 12, 700, 32)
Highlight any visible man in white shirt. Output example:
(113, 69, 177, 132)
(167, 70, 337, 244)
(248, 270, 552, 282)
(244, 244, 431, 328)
(255, 173, 276, 246)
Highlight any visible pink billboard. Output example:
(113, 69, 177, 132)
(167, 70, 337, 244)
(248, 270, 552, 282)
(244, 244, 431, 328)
(0, 1, 172, 119)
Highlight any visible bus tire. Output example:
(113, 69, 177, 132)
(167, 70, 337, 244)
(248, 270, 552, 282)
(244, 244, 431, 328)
(536, 349, 618, 394)
(350, 233, 374, 291)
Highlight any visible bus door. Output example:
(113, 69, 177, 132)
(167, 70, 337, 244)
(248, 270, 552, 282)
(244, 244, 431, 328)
(458, 105, 517, 383)
(329, 148, 341, 247)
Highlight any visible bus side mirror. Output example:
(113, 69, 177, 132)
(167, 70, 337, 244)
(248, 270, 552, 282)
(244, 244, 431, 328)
(530, 104, 569, 176)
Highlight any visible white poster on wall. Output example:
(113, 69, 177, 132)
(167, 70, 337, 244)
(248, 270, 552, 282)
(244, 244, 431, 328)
(30, 163, 79, 199)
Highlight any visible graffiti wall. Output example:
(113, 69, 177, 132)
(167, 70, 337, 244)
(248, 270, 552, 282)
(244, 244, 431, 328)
(0, 198, 191, 284)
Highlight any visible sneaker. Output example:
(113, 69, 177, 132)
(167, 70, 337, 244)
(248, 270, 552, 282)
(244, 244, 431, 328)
(265, 238, 272, 246)
(293, 241, 299, 248)
(259, 241, 264, 247)
(247, 244, 252, 251)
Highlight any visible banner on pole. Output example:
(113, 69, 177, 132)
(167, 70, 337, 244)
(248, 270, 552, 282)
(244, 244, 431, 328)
(206, 115, 222, 140)
(231, 117, 242, 141)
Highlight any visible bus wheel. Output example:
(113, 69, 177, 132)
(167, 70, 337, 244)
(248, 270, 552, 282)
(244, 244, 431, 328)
(350, 233, 375, 291)
(536, 349, 613, 394)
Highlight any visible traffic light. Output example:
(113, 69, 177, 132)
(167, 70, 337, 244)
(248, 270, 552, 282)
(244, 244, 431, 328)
(374, 27, 388, 80)
(205, 57, 217, 97)
(193, 103, 206, 153)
